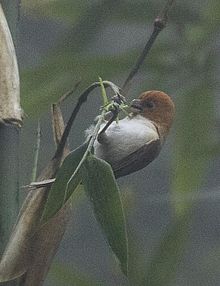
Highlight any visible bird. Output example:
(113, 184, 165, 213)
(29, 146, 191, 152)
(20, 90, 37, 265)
(87, 90, 175, 178)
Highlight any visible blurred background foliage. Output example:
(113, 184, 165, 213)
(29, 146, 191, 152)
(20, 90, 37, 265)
(14, 0, 220, 285)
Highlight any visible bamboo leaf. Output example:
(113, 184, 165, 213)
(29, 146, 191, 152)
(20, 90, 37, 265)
(41, 143, 88, 223)
(81, 155, 128, 276)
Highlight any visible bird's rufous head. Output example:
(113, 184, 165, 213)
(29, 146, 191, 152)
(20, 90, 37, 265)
(130, 90, 175, 138)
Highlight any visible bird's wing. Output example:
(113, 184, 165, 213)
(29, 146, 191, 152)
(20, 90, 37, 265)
(112, 139, 161, 178)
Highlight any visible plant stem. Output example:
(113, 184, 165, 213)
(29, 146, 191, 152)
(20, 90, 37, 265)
(99, 77, 109, 106)
(31, 120, 41, 182)
(0, 2, 21, 285)
(0, 124, 20, 250)
(122, 0, 175, 92)
(54, 80, 121, 160)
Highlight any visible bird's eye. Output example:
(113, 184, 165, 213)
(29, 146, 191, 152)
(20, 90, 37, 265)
(145, 101, 155, 109)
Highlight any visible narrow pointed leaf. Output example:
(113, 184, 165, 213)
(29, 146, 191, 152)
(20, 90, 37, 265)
(82, 155, 128, 276)
(41, 143, 88, 223)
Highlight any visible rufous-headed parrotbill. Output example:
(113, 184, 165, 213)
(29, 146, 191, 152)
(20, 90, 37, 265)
(91, 90, 175, 178)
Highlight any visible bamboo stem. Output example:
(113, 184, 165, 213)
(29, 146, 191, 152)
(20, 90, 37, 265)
(0, 2, 21, 286)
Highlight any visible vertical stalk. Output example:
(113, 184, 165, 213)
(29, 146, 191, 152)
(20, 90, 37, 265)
(0, 2, 22, 285)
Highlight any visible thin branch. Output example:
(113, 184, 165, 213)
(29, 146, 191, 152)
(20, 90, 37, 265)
(31, 120, 41, 182)
(122, 0, 175, 92)
(53, 81, 121, 160)
(97, 109, 118, 143)
(53, 83, 98, 159)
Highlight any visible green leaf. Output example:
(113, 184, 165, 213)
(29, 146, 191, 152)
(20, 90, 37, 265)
(41, 143, 88, 223)
(81, 155, 128, 276)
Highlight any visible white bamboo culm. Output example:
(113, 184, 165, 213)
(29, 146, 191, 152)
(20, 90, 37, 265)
(0, 4, 22, 125)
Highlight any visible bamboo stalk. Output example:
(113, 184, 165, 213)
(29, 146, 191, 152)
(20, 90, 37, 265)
(0, 2, 22, 285)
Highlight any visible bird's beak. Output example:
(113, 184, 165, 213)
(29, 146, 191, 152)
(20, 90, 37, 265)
(130, 99, 143, 113)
